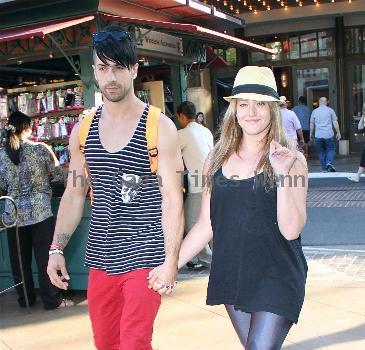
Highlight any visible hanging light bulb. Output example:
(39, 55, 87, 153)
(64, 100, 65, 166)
(349, 0, 352, 3)
(285, 5, 288, 10)
(249, 5, 253, 10)
(223, 0, 227, 5)
(263, 1, 266, 5)
(281, 1, 284, 6)
(316, 1, 319, 6)
(236, 8, 240, 13)
(267, 5, 271, 10)
(299, 2, 303, 5)
(244, 0, 247, 5)
(331, 0, 334, 2)
(230, 4, 234, 9)
(254, 9, 257, 13)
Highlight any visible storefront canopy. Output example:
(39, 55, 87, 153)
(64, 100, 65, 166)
(100, 13, 276, 55)
(0, 15, 95, 43)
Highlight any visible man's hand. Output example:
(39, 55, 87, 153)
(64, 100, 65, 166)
(47, 254, 70, 290)
(147, 261, 178, 295)
(336, 132, 341, 141)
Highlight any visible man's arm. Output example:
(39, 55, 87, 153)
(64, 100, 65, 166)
(292, 113, 305, 147)
(309, 112, 315, 142)
(47, 123, 89, 290)
(332, 111, 341, 140)
(148, 114, 184, 295)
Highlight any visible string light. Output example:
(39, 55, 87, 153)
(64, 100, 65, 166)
(281, 1, 284, 6)
(284, 5, 288, 10)
(267, 5, 271, 10)
(263, 1, 266, 6)
(244, 0, 247, 5)
(299, 2, 303, 5)
(223, 0, 227, 5)
(230, 4, 234, 9)
(249, 5, 253, 10)
(254, 9, 257, 14)
(316, 1, 319, 5)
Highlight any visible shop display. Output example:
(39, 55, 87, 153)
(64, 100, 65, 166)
(0, 82, 84, 164)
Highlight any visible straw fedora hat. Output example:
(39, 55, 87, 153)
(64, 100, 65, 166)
(224, 66, 280, 102)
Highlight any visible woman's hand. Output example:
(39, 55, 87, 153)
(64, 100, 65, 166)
(269, 140, 298, 175)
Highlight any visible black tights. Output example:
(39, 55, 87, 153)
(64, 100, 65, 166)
(225, 305, 293, 350)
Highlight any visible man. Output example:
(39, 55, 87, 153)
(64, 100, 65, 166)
(293, 96, 311, 158)
(310, 97, 341, 172)
(279, 96, 305, 147)
(47, 26, 184, 350)
(177, 101, 213, 269)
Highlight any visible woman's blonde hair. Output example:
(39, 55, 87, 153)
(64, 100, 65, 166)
(206, 100, 289, 189)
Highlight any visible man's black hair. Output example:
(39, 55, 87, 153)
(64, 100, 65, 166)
(298, 96, 307, 105)
(177, 101, 196, 119)
(93, 25, 138, 68)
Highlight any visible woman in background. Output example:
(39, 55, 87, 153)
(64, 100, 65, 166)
(348, 102, 365, 182)
(0, 111, 73, 309)
(196, 111, 208, 128)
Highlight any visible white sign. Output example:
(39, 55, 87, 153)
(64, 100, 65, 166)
(137, 29, 183, 56)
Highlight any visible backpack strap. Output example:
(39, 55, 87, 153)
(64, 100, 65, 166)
(78, 110, 95, 203)
(78, 111, 95, 154)
(146, 105, 161, 174)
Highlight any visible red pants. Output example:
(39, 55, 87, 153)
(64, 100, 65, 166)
(87, 268, 161, 350)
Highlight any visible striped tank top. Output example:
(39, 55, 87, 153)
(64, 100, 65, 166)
(84, 105, 165, 274)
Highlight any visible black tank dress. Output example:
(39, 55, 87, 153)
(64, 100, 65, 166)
(206, 169, 308, 323)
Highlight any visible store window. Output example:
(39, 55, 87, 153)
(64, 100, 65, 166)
(289, 36, 300, 60)
(345, 27, 362, 55)
(300, 33, 318, 58)
(318, 31, 333, 57)
(350, 64, 365, 147)
(248, 30, 334, 65)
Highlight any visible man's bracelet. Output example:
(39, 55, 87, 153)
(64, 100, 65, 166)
(49, 248, 64, 256)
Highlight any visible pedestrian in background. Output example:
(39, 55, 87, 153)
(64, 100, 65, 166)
(0, 111, 71, 310)
(293, 96, 311, 158)
(310, 97, 341, 172)
(196, 111, 208, 128)
(178, 66, 308, 349)
(348, 102, 365, 182)
(177, 101, 213, 270)
(279, 96, 305, 149)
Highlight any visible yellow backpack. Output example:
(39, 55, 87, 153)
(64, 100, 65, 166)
(78, 105, 161, 200)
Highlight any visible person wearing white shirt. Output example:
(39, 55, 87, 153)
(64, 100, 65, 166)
(177, 101, 213, 269)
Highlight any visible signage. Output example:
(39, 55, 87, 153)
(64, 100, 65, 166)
(136, 29, 183, 56)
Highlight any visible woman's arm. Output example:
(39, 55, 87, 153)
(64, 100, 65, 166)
(178, 157, 214, 269)
(270, 141, 308, 241)
(276, 151, 308, 240)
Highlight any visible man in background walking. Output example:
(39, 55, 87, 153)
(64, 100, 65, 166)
(293, 96, 311, 158)
(310, 97, 341, 172)
(177, 101, 213, 270)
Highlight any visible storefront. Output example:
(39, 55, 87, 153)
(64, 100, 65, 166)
(0, 0, 272, 290)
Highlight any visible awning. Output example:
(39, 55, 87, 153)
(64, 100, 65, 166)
(101, 13, 276, 55)
(0, 15, 95, 43)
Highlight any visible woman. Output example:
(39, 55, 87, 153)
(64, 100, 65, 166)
(0, 111, 73, 310)
(177, 66, 308, 349)
(196, 111, 208, 128)
(348, 102, 365, 182)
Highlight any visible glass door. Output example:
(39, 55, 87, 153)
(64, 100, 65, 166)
(292, 64, 336, 111)
(348, 63, 365, 153)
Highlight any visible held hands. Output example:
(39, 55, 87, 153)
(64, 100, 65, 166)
(47, 254, 70, 290)
(147, 261, 178, 295)
(269, 140, 298, 175)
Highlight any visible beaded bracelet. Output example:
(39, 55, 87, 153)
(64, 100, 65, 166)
(49, 249, 64, 256)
